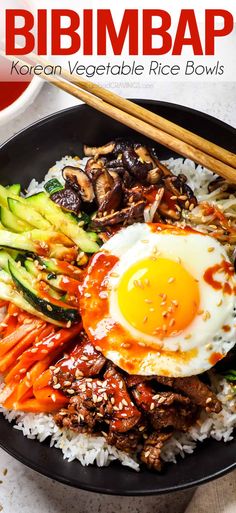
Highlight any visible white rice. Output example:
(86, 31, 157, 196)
(0, 155, 235, 471)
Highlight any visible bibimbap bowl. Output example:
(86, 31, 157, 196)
(0, 100, 235, 495)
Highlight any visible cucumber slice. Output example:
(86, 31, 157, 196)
(0, 270, 67, 327)
(24, 259, 62, 299)
(0, 206, 32, 233)
(7, 184, 21, 195)
(44, 179, 64, 196)
(8, 197, 51, 230)
(8, 259, 80, 324)
(36, 257, 82, 279)
(0, 229, 77, 261)
(26, 192, 99, 253)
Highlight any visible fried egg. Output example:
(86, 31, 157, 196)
(80, 223, 236, 377)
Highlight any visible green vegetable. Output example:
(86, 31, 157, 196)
(8, 258, 80, 324)
(26, 192, 99, 253)
(8, 197, 51, 230)
(224, 370, 236, 381)
(44, 179, 64, 196)
(7, 184, 21, 195)
(0, 206, 31, 233)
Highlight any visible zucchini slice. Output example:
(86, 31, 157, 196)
(8, 198, 52, 230)
(8, 259, 80, 324)
(36, 257, 82, 279)
(0, 271, 68, 327)
(44, 179, 64, 196)
(26, 192, 99, 253)
(7, 184, 21, 195)
(0, 229, 77, 261)
(0, 206, 32, 233)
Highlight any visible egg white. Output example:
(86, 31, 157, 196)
(102, 223, 236, 377)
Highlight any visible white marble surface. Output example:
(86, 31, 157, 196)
(0, 80, 235, 512)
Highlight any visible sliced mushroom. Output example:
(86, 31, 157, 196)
(94, 170, 114, 206)
(85, 158, 106, 181)
(134, 146, 156, 167)
(98, 182, 123, 215)
(92, 200, 146, 227)
(62, 167, 95, 203)
(164, 176, 197, 210)
(147, 167, 162, 185)
(51, 186, 81, 214)
(122, 148, 152, 180)
(83, 142, 116, 157)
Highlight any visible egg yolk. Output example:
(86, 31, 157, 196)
(117, 257, 200, 338)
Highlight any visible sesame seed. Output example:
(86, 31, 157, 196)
(111, 397, 115, 405)
(149, 307, 155, 312)
(144, 299, 152, 304)
(53, 383, 61, 389)
(138, 342, 145, 347)
(41, 349, 48, 354)
(168, 277, 175, 284)
(185, 200, 190, 209)
(179, 194, 188, 200)
(184, 334, 192, 340)
(67, 389, 75, 395)
(217, 300, 223, 307)
(162, 311, 168, 317)
(54, 367, 60, 374)
(54, 333, 61, 340)
(64, 381, 71, 386)
(104, 393, 108, 401)
(202, 310, 211, 321)
(110, 272, 119, 278)
(144, 278, 150, 286)
(119, 402, 123, 410)
(139, 425, 146, 432)
(160, 300, 166, 306)
(84, 292, 91, 297)
(141, 240, 148, 243)
(170, 195, 177, 200)
(143, 315, 148, 324)
(95, 345, 102, 352)
(66, 321, 72, 328)
(171, 300, 179, 307)
(51, 394, 56, 403)
(119, 381, 123, 389)
(189, 203, 195, 211)
(208, 247, 215, 253)
(31, 348, 38, 353)
(150, 402, 155, 411)
(101, 431, 107, 437)
(53, 376, 58, 384)
(144, 450, 150, 457)
(122, 399, 128, 406)
(206, 397, 212, 404)
(121, 342, 131, 349)
(46, 304, 53, 312)
(169, 318, 175, 327)
(206, 343, 213, 350)
(92, 394, 97, 403)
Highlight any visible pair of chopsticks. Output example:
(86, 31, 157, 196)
(2, 51, 236, 183)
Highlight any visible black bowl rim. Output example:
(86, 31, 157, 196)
(0, 99, 235, 495)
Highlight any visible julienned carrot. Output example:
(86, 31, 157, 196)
(4, 315, 19, 337)
(15, 322, 82, 368)
(16, 398, 68, 413)
(0, 324, 48, 374)
(0, 321, 41, 358)
(33, 386, 68, 409)
(15, 357, 52, 400)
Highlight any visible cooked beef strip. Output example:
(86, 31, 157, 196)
(51, 332, 106, 392)
(54, 365, 141, 434)
(156, 376, 222, 413)
(106, 428, 143, 454)
(132, 382, 198, 432)
(140, 431, 172, 471)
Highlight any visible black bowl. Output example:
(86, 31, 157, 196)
(0, 100, 235, 495)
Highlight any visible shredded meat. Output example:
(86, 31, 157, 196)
(140, 432, 172, 471)
(156, 375, 222, 413)
(132, 382, 198, 432)
(106, 429, 143, 454)
(54, 365, 141, 434)
(51, 331, 106, 392)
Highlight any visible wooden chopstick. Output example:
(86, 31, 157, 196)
(2, 52, 236, 183)
(28, 53, 236, 170)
